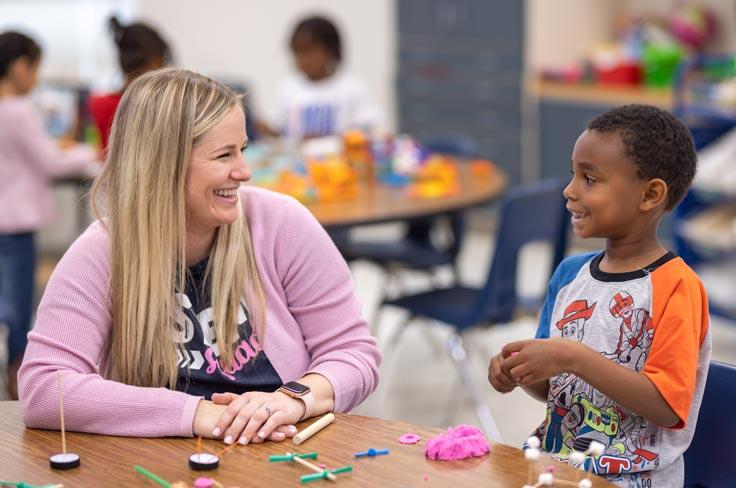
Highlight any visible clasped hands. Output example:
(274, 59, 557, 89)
(194, 390, 306, 445)
(488, 338, 580, 393)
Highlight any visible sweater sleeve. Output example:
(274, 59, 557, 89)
(274, 198, 381, 412)
(18, 224, 201, 437)
(12, 100, 97, 178)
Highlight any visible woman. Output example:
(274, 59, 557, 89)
(19, 69, 380, 445)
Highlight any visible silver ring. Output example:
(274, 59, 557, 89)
(263, 404, 272, 416)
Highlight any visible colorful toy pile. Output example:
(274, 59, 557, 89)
(248, 131, 488, 203)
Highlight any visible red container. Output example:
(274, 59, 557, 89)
(594, 62, 642, 85)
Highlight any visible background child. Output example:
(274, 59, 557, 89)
(488, 104, 710, 487)
(89, 16, 171, 154)
(263, 15, 379, 141)
(0, 31, 97, 399)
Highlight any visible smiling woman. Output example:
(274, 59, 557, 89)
(17, 69, 380, 447)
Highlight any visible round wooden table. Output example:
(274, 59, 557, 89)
(298, 162, 507, 228)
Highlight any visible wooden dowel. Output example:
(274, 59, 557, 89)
(57, 371, 66, 454)
(293, 413, 335, 445)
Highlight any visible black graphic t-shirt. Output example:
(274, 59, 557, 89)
(173, 259, 282, 399)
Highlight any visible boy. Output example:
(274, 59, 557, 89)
(488, 105, 711, 487)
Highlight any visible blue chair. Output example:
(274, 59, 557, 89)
(683, 361, 736, 487)
(339, 135, 479, 292)
(380, 179, 569, 441)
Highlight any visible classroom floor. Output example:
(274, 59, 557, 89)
(2, 213, 736, 448)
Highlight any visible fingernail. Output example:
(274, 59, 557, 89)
(239, 436, 248, 445)
(257, 431, 266, 439)
(224, 435, 233, 444)
(274, 432, 285, 440)
(212, 428, 221, 437)
(288, 425, 297, 433)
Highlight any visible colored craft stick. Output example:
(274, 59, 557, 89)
(300, 466, 353, 484)
(289, 454, 336, 482)
(293, 413, 335, 445)
(0, 481, 64, 488)
(354, 448, 389, 458)
(134, 465, 171, 488)
(269, 452, 318, 462)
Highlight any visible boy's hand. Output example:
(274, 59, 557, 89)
(487, 352, 517, 393)
(502, 339, 579, 385)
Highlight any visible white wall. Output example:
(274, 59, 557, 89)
(136, 0, 397, 131)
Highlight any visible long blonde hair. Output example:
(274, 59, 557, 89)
(92, 68, 265, 389)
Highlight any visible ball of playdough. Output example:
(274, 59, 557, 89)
(538, 472, 554, 486)
(526, 436, 541, 449)
(425, 425, 490, 461)
(524, 448, 540, 461)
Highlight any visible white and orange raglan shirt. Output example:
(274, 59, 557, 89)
(532, 251, 711, 488)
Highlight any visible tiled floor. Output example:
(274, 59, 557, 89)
(3, 214, 736, 450)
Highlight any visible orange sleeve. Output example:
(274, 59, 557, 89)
(643, 261, 709, 429)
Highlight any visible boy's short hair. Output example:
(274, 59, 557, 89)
(588, 104, 697, 211)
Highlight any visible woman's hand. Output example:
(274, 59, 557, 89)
(192, 398, 297, 442)
(210, 391, 305, 445)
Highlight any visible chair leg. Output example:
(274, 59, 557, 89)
(446, 333, 504, 443)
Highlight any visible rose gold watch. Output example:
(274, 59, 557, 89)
(278, 381, 315, 421)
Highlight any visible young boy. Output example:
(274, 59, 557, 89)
(488, 104, 711, 487)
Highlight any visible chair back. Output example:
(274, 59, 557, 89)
(470, 178, 569, 325)
(683, 361, 736, 487)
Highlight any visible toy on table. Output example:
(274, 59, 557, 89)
(269, 451, 352, 484)
(354, 448, 389, 458)
(189, 436, 220, 471)
(424, 425, 490, 461)
(134, 465, 228, 488)
(521, 437, 605, 488)
(49, 372, 80, 470)
(293, 412, 335, 445)
(0, 482, 63, 488)
(407, 156, 460, 199)
(397, 433, 421, 445)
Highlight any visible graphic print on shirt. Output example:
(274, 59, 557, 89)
(604, 291, 654, 371)
(543, 300, 597, 453)
(299, 104, 336, 137)
(540, 289, 660, 478)
(171, 286, 281, 399)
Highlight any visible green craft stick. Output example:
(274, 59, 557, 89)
(269, 452, 318, 463)
(299, 465, 353, 483)
(134, 465, 171, 488)
(299, 472, 328, 484)
(269, 454, 294, 462)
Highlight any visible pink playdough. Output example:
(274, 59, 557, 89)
(424, 425, 490, 461)
(398, 433, 421, 444)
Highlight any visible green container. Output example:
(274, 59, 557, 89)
(642, 44, 684, 87)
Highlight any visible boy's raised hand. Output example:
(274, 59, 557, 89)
(501, 338, 579, 386)
(487, 352, 517, 393)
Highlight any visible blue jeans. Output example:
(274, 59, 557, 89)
(0, 232, 36, 364)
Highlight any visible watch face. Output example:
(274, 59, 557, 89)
(282, 381, 310, 395)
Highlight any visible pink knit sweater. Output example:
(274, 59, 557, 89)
(0, 97, 96, 233)
(18, 187, 380, 437)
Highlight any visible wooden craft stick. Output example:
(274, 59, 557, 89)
(57, 371, 66, 454)
(293, 413, 335, 445)
(287, 452, 336, 482)
(196, 435, 202, 454)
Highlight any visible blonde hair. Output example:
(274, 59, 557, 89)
(91, 68, 265, 389)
